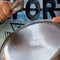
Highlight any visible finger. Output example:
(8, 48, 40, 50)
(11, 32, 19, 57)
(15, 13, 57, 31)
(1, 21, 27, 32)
(52, 17, 60, 23)
(1, 1, 12, 18)
(0, 7, 7, 22)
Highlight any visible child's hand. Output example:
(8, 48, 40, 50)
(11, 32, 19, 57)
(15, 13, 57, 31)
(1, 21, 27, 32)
(0, 1, 13, 23)
(52, 17, 60, 23)
(0, 0, 24, 23)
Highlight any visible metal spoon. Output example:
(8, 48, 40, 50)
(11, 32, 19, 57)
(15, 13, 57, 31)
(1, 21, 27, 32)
(11, 0, 24, 12)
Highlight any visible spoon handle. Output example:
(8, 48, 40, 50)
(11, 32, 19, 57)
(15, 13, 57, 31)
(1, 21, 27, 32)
(11, 0, 24, 12)
(11, 1, 20, 10)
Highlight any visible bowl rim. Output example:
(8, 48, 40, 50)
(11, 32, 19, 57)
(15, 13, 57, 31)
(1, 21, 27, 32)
(1, 20, 60, 52)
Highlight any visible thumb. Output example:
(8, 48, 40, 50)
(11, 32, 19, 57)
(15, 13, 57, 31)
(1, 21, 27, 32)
(52, 17, 60, 24)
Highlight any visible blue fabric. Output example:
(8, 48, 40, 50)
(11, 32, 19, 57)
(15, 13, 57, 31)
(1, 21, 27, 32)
(16, 0, 58, 23)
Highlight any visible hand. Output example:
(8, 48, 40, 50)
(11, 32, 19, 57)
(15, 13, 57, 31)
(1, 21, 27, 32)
(0, 1, 13, 23)
(52, 17, 60, 24)
(0, 0, 24, 23)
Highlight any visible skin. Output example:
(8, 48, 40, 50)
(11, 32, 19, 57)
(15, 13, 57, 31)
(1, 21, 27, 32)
(0, 0, 24, 23)
(52, 17, 60, 24)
